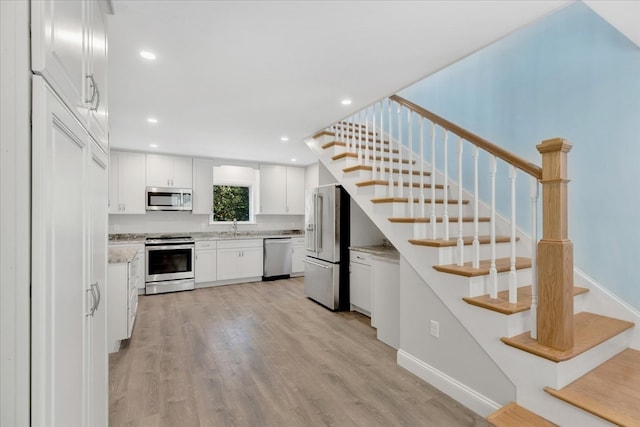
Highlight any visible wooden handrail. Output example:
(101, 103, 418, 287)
(390, 95, 543, 180)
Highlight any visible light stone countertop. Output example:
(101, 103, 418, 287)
(109, 230, 304, 245)
(108, 247, 139, 264)
(349, 245, 400, 262)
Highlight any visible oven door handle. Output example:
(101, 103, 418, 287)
(146, 244, 195, 251)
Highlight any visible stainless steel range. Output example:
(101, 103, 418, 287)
(145, 236, 195, 294)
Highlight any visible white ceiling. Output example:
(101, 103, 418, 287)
(107, 1, 636, 167)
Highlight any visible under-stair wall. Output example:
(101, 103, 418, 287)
(308, 99, 640, 425)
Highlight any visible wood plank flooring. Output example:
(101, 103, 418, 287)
(109, 278, 489, 427)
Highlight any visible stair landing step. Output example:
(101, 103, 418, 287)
(322, 141, 398, 153)
(464, 285, 589, 315)
(343, 165, 431, 176)
(389, 216, 490, 223)
(434, 257, 531, 277)
(356, 180, 444, 189)
(372, 197, 469, 205)
(332, 152, 415, 164)
(501, 312, 634, 362)
(544, 349, 640, 426)
(487, 402, 557, 427)
(410, 235, 515, 248)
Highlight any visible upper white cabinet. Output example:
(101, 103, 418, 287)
(146, 154, 193, 188)
(31, 0, 110, 151)
(259, 165, 304, 215)
(192, 158, 213, 215)
(109, 151, 146, 214)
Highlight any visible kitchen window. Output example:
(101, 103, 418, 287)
(210, 165, 258, 224)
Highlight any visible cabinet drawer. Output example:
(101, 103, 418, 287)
(217, 239, 263, 249)
(350, 251, 372, 265)
(291, 237, 305, 245)
(196, 240, 217, 249)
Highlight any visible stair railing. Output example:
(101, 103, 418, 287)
(327, 95, 573, 349)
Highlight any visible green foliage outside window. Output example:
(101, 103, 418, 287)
(213, 185, 250, 222)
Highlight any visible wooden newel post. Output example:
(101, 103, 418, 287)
(536, 138, 574, 350)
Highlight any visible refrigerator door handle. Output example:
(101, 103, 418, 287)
(316, 193, 323, 251)
(303, 258, 331, 269)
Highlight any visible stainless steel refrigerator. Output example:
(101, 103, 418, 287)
(304, 184, 350, 310)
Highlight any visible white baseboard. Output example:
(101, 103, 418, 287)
(397, 350, 501, 417)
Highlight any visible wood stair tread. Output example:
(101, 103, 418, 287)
(388, 216, 491, 223)
(501, 312, 634, 362)
(332, 152, 415, 164)
(410, 235, 515, 248)
(343, 165, 431, 176)
(544, 349, 640, 426)
(487, 402, 558, 427)
(371, 197, 469, 205)
(433, 257, 531, 277)
(322, 141, 398, 153)
(464, 285, 589, 315)
(356, 180, 444, 189)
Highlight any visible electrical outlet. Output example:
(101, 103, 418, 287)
(430, 320, 439, 338)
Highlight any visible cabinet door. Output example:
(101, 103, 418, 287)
(31, 0, 87, 122)
(291, 240, 305, 274)
(192, 158, 213, 215)
(32, 76, 87, 427)
(237, 247, 263, 278)
(216, 249, 239, 281)
(259, 165, 286, 214)
(145, 154, 172, 187)
(87, 0, 108, 151)
(118, 152, 146, 214)
(286, 167, 305, 214)
(89, 139, 108, 427)
(195, 249, 217, 283)
(171, 157, 193, 188)
(350, 262, 372, 313)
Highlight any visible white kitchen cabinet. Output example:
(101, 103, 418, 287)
(291, 237, 305, 276)
(146, 154, 193, 188)
(195, 241, 217, 283)
(107, 248, 140, 353)
(32, 76, 108, 427)
(350, 250, 372, 316)
(372, 257, 400, 349)
(259, 165, 305, 214)
(31, 0, 110, 151)
(192, 158, 213, 215)
(216, 239, 263, 281)
(109, 151, 146, 214)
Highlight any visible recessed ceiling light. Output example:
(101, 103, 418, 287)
(291, 158, 297, 162)
(147, 117, 158, 124)
(140, 51, 156, 60)
(281, 136, 289, 142)
(149, 143, 158, 148)
(341, 99, 352, 105)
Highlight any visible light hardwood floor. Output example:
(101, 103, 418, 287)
(109, 278, 489, 427)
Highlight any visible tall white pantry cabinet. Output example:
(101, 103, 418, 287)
(31, 0, 111, 426)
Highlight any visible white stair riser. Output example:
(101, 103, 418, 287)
(436, 241, 514, 266)
(466, 269, 533, 297)
(391, 221, 492, 241)
(357, 184, 445, 199)
(373, 201, 471, 218)
(327, 143, 396, 158)
(333, 156, 416, 171)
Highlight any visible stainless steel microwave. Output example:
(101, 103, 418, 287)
(145, 187, 193, 211)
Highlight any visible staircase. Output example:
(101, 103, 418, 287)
(308, 95, 640, 426)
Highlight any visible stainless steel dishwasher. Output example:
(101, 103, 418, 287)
(263, 238, 292, 280)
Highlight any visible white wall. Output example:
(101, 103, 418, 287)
(350, 199, 385, 246)
(0, 1, 30, 425)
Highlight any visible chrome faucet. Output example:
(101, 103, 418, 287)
(232, 218, 238, 237)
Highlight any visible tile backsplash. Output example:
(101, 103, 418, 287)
(109, 212, 304, 234)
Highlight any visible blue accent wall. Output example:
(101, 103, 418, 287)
(399, 2, 640, 310)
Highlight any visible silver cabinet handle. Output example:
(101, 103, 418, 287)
(87, 282, 98, 317)
(93, 83, 100, 112)
(85, 74, 97, 106)
(94, 282, 101, 311)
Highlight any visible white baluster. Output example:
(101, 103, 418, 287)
(430, 123, 437, 239)
(388, 102, 394, 197)
(348, 116, 353, 154)
(472, 146, 480, 269)
(397, 104, 404, 198)
(364, 108, 370, 166)
(443, 131, 450, 241)
(529, 176, 539, 339)
(371, 104, 377, 180)
(379, 101, 385, 181)
(456, 137, 464, 266)
(419, 118, 425, 217)
(407, 109, 414, 217)
(489, 155, 498, 299)
(357, 112, 363, 164)
(509, 165, 517, 304)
